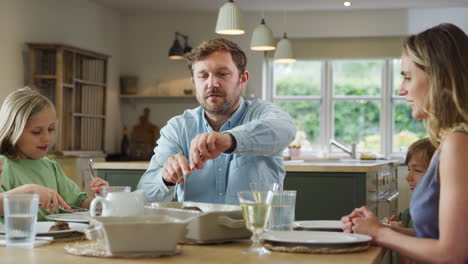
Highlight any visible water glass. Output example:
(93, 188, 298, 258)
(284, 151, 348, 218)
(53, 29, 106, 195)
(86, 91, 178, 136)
(238, 191, 274, 255)
(3, 194, 39, 249)
(249, 182, 280, 192)
(268, 190, 297, 231)
(100, 186, 131, 197)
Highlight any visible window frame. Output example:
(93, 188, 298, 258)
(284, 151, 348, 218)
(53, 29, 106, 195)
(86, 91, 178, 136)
(265, 57, 409, 158)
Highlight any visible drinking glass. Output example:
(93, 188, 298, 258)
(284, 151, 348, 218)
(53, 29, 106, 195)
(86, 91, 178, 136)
(237, 191, 273, 255)
(268, 190, 297, 231)
(249, 182, 280, 192)
(3, 194, 39, 249)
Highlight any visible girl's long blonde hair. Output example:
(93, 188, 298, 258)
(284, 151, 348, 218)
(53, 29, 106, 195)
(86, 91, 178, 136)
(0, 87, 55, 159)
(403, 23, 468, 146)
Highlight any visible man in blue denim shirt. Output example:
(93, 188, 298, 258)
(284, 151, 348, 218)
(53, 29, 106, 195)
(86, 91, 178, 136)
(137, 39, 296, 204)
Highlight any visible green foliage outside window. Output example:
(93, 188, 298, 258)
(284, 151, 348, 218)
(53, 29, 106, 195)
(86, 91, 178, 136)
(272, 59, 427, 153)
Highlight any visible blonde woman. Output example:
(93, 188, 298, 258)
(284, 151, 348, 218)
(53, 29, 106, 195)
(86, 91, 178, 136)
(0, 87, 108, 222)
(342, 23, 468, 263)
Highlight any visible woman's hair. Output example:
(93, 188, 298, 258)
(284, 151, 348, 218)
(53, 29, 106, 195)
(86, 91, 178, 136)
(185, 38, 247, 76)
(0, 87, 55, 159)
(405, 138, 437, 167)
(402, 23, 468, 145)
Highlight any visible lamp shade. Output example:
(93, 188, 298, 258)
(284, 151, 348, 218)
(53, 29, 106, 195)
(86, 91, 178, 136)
(250, 18, 276, 51)
(274, 33, 296, 63)
(168, 38, 184, 59)
(215, 0, 245, 35)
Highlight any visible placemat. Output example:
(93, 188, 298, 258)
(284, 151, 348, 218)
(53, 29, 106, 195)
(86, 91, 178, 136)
(64, 241, 182, 258)
(264, 242, 370, 254)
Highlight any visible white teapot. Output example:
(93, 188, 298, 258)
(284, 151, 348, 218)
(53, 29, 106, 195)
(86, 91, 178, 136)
(90, 190, 145, 216)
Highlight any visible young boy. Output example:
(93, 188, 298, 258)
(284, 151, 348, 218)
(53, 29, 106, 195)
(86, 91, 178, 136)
(391, 138, 436, 264)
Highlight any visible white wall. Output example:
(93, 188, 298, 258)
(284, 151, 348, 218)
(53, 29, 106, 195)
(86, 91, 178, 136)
(408, 7, 468, 33)
(0, 0, 121, 153)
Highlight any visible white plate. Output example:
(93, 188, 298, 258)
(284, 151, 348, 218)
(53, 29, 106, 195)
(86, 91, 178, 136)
(293, 220, 343, 231)
(262, 231, 371, 246)
(47, 212, 90, 223)
(0, 222, 88, 235)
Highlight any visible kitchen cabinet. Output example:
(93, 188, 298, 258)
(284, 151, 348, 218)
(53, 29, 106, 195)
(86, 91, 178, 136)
(94, 161, 398, 220)
(285, 171, 370, 220)
(284, 163, 398, 221)
(97, 169, 145, 191)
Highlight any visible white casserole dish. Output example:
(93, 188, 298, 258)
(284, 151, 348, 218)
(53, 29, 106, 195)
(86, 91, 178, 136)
(85, 215, 190, 255)
(145, 202, 252, 244)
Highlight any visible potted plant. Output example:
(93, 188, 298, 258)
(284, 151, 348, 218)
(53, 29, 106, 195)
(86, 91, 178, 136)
(288, 131, 306, 159)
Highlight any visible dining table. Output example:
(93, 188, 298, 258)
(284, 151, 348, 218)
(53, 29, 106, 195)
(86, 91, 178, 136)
(1, 239, 386, 264)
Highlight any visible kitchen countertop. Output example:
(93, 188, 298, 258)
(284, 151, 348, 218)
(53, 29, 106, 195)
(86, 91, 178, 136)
(94, 159, 398, 173)
(0, 240, 385, 264)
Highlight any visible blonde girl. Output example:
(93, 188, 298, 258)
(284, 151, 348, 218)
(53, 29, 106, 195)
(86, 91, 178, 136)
(0, 87, 108, 221)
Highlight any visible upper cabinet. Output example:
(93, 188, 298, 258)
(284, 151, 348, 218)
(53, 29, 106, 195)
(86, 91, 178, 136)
(27, 43, 109, 155)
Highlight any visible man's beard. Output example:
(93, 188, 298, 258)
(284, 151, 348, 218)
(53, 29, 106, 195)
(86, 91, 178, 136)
(200, 91, 239, 116)
(198, 80, 241, 116)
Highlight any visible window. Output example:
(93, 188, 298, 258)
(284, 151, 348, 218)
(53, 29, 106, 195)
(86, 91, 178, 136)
(273, 61, 321, 149)
(270, 58, 426, 157)
(332, 60, 383, 152)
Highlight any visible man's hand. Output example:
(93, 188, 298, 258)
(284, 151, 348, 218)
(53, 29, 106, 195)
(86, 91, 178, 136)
(11, 184, 70, 214)
(162, 153, 191, 184)
(189, 132, 233, 170)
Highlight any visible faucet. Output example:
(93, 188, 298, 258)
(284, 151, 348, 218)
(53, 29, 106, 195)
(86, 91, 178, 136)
(329, 139, 357, 159)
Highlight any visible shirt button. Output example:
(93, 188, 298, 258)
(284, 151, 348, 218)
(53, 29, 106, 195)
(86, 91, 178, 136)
(218, 168, 222, 172)
(219, 193, 223, 196)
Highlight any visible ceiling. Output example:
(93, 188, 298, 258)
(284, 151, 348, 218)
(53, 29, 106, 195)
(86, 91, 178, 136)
(92, 0, 468, 13)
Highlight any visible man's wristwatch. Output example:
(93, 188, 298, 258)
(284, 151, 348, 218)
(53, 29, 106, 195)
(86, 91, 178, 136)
(223, 133, 237, 154)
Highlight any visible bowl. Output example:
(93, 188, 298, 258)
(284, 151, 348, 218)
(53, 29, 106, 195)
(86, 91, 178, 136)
(85, 215, 189, 255)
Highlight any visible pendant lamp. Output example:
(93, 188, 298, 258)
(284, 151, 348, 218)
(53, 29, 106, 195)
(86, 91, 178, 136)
(274, 33, 296, 63)
(250, 18, 276, 51)
(215, 0, 245, 35)
(168, 32, 192, 60)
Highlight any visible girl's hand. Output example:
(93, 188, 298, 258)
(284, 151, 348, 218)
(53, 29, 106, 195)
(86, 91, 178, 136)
(90, 177, 109, 195)
(351, 206, 385, 239)
(12, 184, 70, 214)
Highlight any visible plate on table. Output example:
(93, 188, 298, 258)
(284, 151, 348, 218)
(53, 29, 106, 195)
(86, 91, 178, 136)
(47, 212, 90, 223)
(261, 231, 371, 249)
(293, 220, 343, 231)
(0, 221, 88, 235)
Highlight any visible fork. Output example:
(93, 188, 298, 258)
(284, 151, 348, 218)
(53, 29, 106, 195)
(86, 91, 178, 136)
(173, 174, 187, 202)
(58, 205, 88, 213)
(88, 159, 95, 180)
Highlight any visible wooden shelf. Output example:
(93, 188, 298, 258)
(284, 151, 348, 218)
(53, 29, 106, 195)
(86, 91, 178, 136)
(120, 95, 196, 99)
(75, 78, 106, 87)
(35, 74, 57, 79)
(28, 43, 108, 152)
(73, 113, 106, 119)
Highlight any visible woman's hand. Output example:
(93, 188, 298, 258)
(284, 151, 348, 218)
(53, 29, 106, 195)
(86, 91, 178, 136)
(341, 208, 365, 233)
(11, 184, 70, 214)
(90, 177, 109, 195)
(351, 206, 386, 239)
